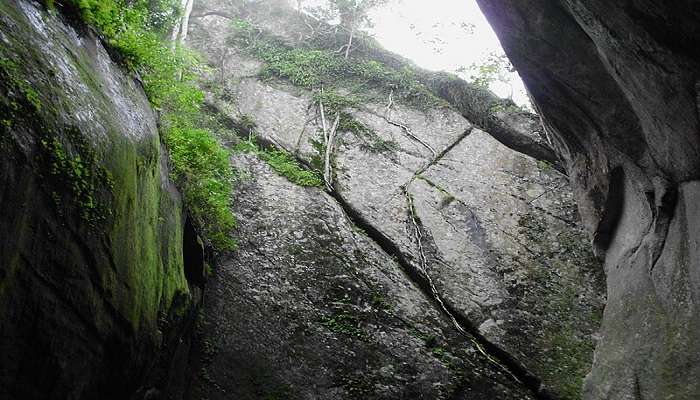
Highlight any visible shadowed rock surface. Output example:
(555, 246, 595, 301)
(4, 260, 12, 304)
(184, 1, 605, 398)
(474, 0, 700, 398)
(0, 1, 196, 398)
(185, 152, 535, 400)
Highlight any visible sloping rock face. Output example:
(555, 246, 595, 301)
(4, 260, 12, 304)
(186, 153, 534, 400)
(0, 1, 194, 398)
(474, 1, 700, 399)
(185, 0, 605, 398)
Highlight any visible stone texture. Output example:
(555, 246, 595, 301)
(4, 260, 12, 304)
(474, 0, 700, 398)
(0, 1, 194, 398)
(186, 1, 605, 397)
(185, 153, 534, 400)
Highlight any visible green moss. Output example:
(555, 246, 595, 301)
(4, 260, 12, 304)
(55, 0, 237, 251)
(39, 128, 114, 224)
(340, 375, 375, 399)
(1, 53, 114, 226)
(238, 113, 257, 134)
(227, 20, 444, 109)
(337, 112, 399, 154)
(0, 58, 42, 112)
(0, 0, 192, 338)
(234, 137, 324, 187)
(320, 311, 368, 341)
(516, 212, 602, 400)
(370, 292, 392, 311)
(487, 99, 527, 114)
(537, 159, 554, 172)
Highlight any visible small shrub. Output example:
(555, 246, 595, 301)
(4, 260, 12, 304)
(228, 24, 443, 108)
(163, 118, 236, 250)
(234, 138, 323, 187)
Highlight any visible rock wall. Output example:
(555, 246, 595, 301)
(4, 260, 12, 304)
(186, 152, 534, 400)
(474, 0, 700, 399)
(0, 1, 195, 398)
(183, 1, 605, 398)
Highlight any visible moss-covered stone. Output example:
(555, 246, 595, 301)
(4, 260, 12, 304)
(0, 1, 193, 398)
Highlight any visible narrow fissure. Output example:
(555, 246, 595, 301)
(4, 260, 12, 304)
(224, 110, 556, 399)
(325, 187, 556, 400)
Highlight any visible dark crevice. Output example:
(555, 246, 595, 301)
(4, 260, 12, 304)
(648, 184, 679, 274)
(325, 188, 557, 400)
(183, 214, 206, 288)
(592, 166, 625, 259)
(217, 106, 555, 399)
(412, 126, 473, 179)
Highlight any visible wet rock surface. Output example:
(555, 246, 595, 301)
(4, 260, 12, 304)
(474, 0, 700, 398)
(0, 1, 194, 398)
(186, 0, 605, 398)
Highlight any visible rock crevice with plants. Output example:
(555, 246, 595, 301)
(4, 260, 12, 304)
(0, 0, 617, 399)
(182, 1, 605, 399)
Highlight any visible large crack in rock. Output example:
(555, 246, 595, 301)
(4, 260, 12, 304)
(186, 0, 606, 398)
(185, 152, 535, 400)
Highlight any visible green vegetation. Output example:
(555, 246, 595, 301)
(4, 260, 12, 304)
(370, 292, 392, 311)
(228, 18, 444, 109)
(309, 90, 399, 154)
(40, 129, 115, 224)
(516, 212, 603, 399)
(0, 58, 42, 113)
(338, 112, 399, 154)
(234, 137, 324, 187)
(0, 56, 114, 225)
(415, 175, 457, 207)
(339, 375, 375, 399)
(320, 311, 368, 341)
(409, 328, 454, 365)
(56, 0, 236, 250)
(312, 90, 359, 113)
(537, 159, 555, 172)
(459, 51, 514, 89)
(165, 121, 236, 250)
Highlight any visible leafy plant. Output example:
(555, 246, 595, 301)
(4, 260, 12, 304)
(163, 117, 236, 250)
(234, 137, 323, 187)
(458, 51, 516, 96)
(56, 0, 237, 250)
(40, 129, 115, 224)
(228, 24, 443, 108)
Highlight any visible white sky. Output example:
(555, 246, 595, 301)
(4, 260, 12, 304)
(366, 0, 529, 106)
(295, 0, 530, 106)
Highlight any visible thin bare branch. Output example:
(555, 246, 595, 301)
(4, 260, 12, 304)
(384, 90, 437, 157)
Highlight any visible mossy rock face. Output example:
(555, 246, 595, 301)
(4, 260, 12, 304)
(0, 1, 192, 398)
(187, 1, 605, 398)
